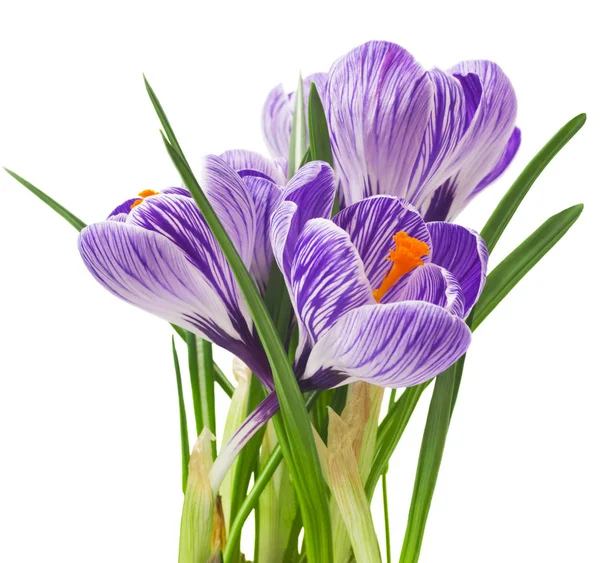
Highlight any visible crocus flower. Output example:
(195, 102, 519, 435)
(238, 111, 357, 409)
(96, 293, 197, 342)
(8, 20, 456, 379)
(263, 40, 520, 221)
(78, 155, 321, 388)
(211, 162, 486, 490)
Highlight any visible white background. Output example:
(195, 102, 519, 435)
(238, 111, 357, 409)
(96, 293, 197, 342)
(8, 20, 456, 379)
(1, 1, 598, 561)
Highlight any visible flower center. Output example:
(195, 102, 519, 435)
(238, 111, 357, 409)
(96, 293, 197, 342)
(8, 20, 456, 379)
(130, 189, 159, 209)
(372, 232, 430, 303)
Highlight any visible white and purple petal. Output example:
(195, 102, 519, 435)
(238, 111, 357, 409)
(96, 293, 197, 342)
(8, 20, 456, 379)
(290, 219, 374, 361)
(381, 263, 465, 317)
(201, 154, 257, 267)
(270, 161, 336, 279)
(220, 149, 287, 186)
(333, 195, 431, 289)
(303, 301, 471, 388)
(326, 41, 433, 206)
(242, 176, 283, 293)
(427, 222, 488, 314)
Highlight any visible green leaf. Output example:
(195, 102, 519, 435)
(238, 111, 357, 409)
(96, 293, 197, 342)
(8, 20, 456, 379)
(171, 337, 190, 493)
(365, 383, 429, 501)
(146, 80, 331, 562)
(399, 365, 458, 563)
(198, 337, 217, 458)
(4, 168, 86, 231)
(473, 204, 583, 330)
(481, 114, 586, 254)
(288, 75, 306, 178)
(185, 331, 203, 436)
(307, 83, 333, 167)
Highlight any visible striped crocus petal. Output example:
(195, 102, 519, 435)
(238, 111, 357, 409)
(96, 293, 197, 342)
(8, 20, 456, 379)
(326, 41, 433, 206)
(270, 161, 336, 280)
(262, 73, 328, 161)
(303, 301, 471, 388)
(77, 221, 273, 376)
(333, 195, 431, 290)
(427, 222, 488, 315)
(242, 176, 283, 294)
(210, 391, 281, 494)
(421, 61, 519, 221)
(290, 219, 374, 367)
(220, 149, 287, 186)
(380, 263, 465, 318)
(107, 198, 139, 222)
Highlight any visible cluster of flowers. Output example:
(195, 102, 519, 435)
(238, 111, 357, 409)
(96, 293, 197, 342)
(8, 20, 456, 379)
(78, 41, 518, 496)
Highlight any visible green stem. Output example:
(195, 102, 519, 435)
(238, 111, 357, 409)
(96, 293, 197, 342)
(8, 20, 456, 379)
(185, 331, 202, 436)
(383, 473, 392, 563)
(198, 338, 216, 458)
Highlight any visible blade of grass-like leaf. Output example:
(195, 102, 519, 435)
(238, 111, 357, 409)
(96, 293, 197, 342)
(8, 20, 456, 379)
(481, 114, 586, 254)
(143, 75, 188, 165)
(399, 365, 457, 563)
(288, 75, 306, 178)
(307, 83, 333, 167)
(185, 331, 203, 436)
(473, 204, 583, 330)
(147, 81, 331, 560)
(4, 168, 86, 231)
(171, 325, 234, 398)
(197, 337, 217, 458)
(171, 336, 190, 493)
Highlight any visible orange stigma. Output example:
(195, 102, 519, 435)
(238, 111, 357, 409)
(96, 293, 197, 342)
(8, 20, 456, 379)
(130, 189, 159, 209)
(372, 232, 430, 302)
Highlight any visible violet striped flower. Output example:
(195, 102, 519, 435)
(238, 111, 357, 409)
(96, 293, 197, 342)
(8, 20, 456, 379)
(78, 152, 295, 388)
(211, 162, 486, 490)
(263, 40, 520, 221)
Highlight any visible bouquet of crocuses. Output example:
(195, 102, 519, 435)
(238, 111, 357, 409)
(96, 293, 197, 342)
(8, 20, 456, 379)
(5, 40, 585, 563)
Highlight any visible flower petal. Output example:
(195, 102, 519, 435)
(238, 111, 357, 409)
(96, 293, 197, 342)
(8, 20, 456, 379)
(127, 193, 251, 329)
(262, 73, 328, 161)
(210, 391, 281, 493)
(242, 176, 283, 294)
(201, 154, 257, 267)
(270, 161, 336, 279)
(304, 301, 471, 388)
(290, 219, 374, 357)
(422, 61, 518, 220)
(333, 195, 431, 289)
(427, 222, 488, 314)
(78, 221, 237, 340)
(220, 149, 287, 186)
(381, 263, 465, 317)
(326, 41, 433, 206)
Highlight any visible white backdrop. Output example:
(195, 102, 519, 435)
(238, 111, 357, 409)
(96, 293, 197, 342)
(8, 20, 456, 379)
(1, 1, 598, 561)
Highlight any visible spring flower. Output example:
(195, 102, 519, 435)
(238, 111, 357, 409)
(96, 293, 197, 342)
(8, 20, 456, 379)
(78, 156, 323, 387)
(263, 40, 520, 221)
(210, 162, 486, 490)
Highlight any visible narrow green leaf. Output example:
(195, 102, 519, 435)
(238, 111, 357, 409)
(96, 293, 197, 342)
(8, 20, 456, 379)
(288, 75, 306, 178)
(146, 80, 331, 561)
(298, 146, 312, 168)
(365, 383, 429, 500)
(481, 114, 586, 254)
(4, 168, 86, 231)
(307, 83, 333, 167)
(399, 365, 457, 563)
(171, 337, 190, 493)
(143, 75, 188, 164)
(171, 325, 234, 398)
(198, 338, 217, 458)
(185, 331, 203, 436)
(473, 204, 583, 330)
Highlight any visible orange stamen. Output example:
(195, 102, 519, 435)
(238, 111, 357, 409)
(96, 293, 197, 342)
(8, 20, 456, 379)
(372, 232, 430, 302)
(130, 189, 159, 209)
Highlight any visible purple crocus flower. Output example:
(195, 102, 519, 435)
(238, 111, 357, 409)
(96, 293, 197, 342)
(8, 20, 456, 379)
(210, 162, 486, 490)
(78, 155, 323, 387)
(263, 40, 520, 221)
